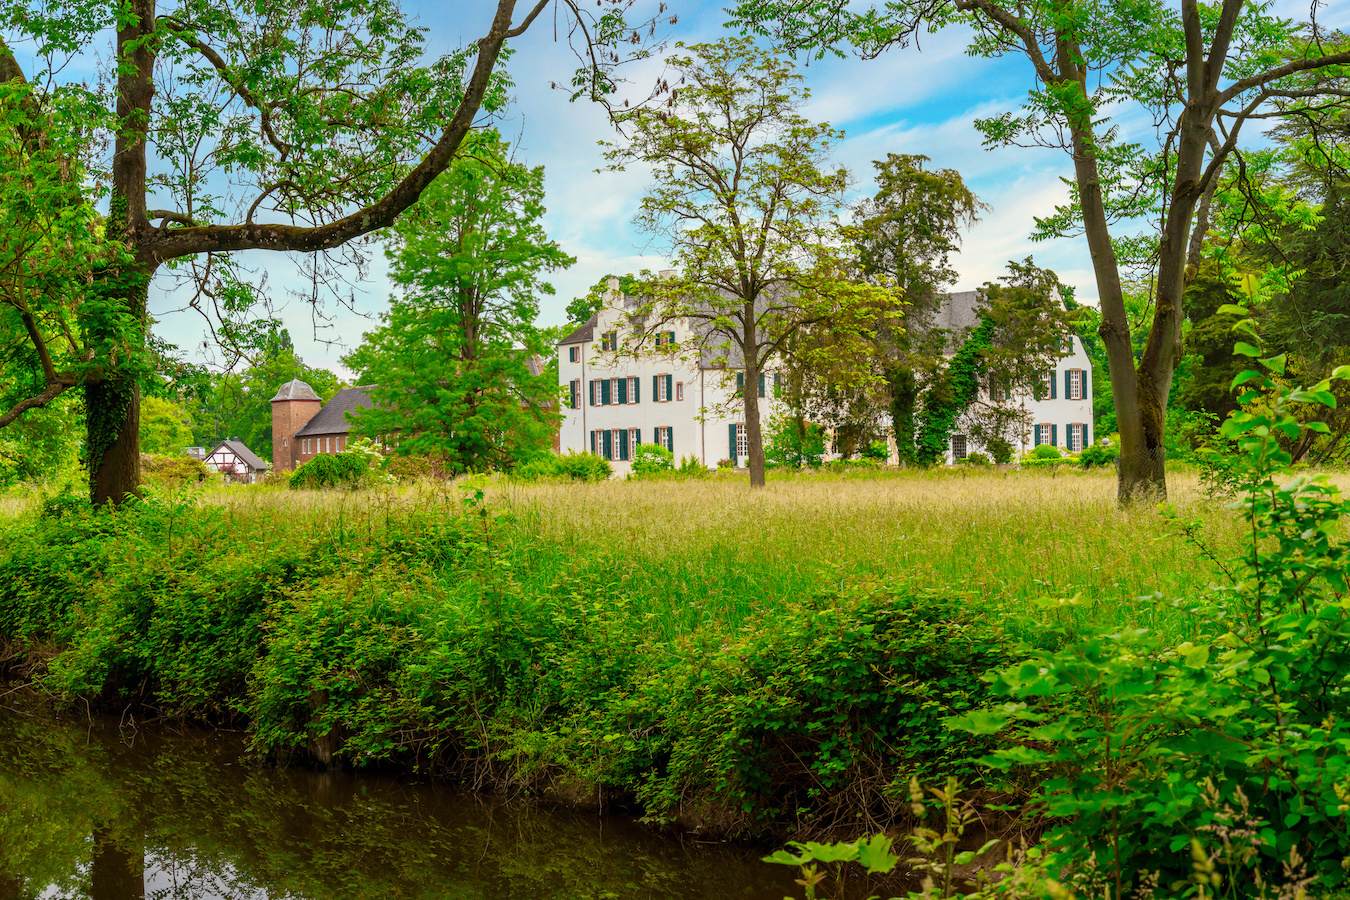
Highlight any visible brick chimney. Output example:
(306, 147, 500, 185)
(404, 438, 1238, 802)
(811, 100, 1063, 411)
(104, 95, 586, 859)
(269, 379, 323, 472)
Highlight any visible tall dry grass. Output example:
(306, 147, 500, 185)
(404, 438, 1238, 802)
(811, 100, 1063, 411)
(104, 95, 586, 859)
(2, 467, 1243, 643)
(488, 467, 1240, 641)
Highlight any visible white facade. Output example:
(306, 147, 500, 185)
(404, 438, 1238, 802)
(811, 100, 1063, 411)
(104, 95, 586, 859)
(945, 335, 1096, 463)
(557, 287, 781, 476)
(556, 283, 1095, 472)
(203, 440, 270, 484)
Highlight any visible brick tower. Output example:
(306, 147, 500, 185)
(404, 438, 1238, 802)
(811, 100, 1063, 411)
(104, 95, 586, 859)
(270, 379, 323, 472)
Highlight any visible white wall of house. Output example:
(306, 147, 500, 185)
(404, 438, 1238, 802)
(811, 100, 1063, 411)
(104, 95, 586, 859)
(557, 293, 783, 475)
(204, 447, 265, 484)
(947, 335, 1096, 463)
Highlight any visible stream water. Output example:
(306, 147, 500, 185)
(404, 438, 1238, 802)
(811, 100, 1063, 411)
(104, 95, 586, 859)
(0, 707, 801, 899)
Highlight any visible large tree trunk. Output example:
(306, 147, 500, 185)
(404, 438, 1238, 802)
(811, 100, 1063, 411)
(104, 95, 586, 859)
(1059, 35, 1159, 504)
(744, 346, 766, 488)
(85, 0, 156, 506)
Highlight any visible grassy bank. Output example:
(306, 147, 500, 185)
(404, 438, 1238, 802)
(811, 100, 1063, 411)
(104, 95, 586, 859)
(0, 467, 1237, 838)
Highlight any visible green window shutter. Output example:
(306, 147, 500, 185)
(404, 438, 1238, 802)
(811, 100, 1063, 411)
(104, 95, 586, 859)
(590, 431, 596, 454)
(1052, 424, 1058, 446)
(1033, 426, 1041, 447)
(633, 377, 640, 403)
(601, 379, 610, 405)
(617, 378, 627, 405)
(1083, 422, 1091, 447)
(736, 372, 744, 398)
(729, 423, 738, 465)
(774, 373, 782, 396)
(603, 429, 612, 459)
(653, 375, 659, 400)
(666, 374, 673, 400)
(619, 430, 628, 461)
(1064, 369, 1072, 399)
(588, 380, 594, 406)
(1050, 373, 1057, 400)
(758, 374, 765, 397)
(570, 382, 577, 409)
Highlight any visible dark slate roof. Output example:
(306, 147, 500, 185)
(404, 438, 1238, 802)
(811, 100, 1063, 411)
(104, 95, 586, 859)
(294, 386, 376, 437)
(558, 315, 597, 346)
(269, 379, 322, 403)
(933, 290, 984, 332)
(212, 439, 269, 471)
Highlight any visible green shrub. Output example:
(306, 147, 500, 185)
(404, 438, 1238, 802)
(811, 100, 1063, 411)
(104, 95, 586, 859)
(764, 414, 826, 468)
(676, 455, 708, 476)
(951, 349, 1350, 893)
(290, 452, 371, 489)
(986, 437, 1014, 465)
(1030, 444, 1062, 459)
(140, 453, 211, 486)
(717, 458, 734, 469)
(862, 440, 889, 462)
(631, 443, 674, 477)
(1078, 441, 1118, 469)
(514, 452, 612, 482)
(957, 451, 991, 466)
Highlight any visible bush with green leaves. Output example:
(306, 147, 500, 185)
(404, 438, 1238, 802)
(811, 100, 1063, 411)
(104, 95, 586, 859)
(515, 451, 612, 482)
(862, 440, 890, 462)
(1077, 441, 1118, 469)
(140, 453, 211, 487)
(949, 334, 1350, 896)
(630, 442, 674, 477)
(957, 451, 991, 466)
(764, 413, 826, 468)
(289, 451, 372, 490)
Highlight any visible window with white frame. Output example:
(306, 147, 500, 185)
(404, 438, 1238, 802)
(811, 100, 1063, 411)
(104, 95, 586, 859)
(676, 381, 684, 401)
(601, 331, 618, 352)
(736, 423, 748, 462)
(951, 434, 968, 460)
(1067, 423, 1083, 453)
(627, 376, 640, 404)
(568, 346, 579, 362)
(1068, 369, 1085, 401)
(1035, 424, 1053, 447)
(629, 427, 641, 455)
(657, 374, 670, 402)
(656, 426, 673, 452)
(570, 379, 580, 409)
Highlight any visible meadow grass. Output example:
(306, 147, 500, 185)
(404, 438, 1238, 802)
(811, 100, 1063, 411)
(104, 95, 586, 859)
(79, 464, 1245, 644)
(0, 465, 1247, 642)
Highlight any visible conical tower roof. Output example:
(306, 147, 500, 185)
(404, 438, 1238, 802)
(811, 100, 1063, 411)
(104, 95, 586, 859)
(269, 379, 322, 403)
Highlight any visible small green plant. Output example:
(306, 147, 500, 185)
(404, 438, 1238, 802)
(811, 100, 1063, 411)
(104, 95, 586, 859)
(1030, 444, 1061, 459)
(986, 438, 1014, 465)
(957, 451, 991, 467)
(764, 413, 826, 468)
(514, 452, 612, 482)
(717, 457, 734, 469)
(631, 442, 674, 477)
(1077, 442, 1117, 469)
(862, 439, 890, 462)
(289, 451, 371, 489)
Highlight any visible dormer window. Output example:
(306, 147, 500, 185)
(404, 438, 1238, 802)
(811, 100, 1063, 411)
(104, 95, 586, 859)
(601, 331, 618, 352)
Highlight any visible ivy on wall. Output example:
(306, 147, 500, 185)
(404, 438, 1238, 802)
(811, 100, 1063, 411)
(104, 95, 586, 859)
(914, 316, 994, 464)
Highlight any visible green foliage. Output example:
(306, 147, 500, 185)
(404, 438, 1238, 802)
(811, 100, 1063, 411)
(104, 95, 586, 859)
(630, 442, 674, 477)
(138, 395, 194, 455)
(958, 451, 990, 466)
(1078, 442, 1118, 469)
(765, 413, 827, 469)
(514, 452, 612, 483)
(916, 318, 993, 464)
(140, 453, 210, 487)
(343, 130, 571, 474)
(862, 439, 890, 462)
(288, 452, 373, 490)
(1030, 444, 1062, 460)
(949, 344, 1350, 894)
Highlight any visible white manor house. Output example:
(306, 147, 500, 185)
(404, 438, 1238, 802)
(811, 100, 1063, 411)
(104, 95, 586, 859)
(556, 280, 1094, 474)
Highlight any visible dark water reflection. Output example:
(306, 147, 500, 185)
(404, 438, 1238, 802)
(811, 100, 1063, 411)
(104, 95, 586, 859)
(0, 709, 798, 899)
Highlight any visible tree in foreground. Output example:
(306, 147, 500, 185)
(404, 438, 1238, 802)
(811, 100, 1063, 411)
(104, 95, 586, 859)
(0, 0, 658, 505)
(607, 37, 902, 487)
(344, 131, 572, 474)
(733, 0, 1350, 502)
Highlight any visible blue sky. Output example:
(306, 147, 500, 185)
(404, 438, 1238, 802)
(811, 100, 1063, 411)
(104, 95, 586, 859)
(136, 0, 1350, 379)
